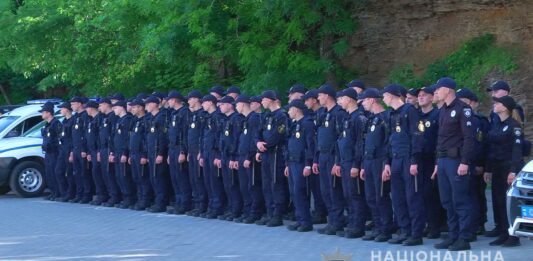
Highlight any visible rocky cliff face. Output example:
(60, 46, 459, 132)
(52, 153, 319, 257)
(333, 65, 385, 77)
(343, 0, 532, 135)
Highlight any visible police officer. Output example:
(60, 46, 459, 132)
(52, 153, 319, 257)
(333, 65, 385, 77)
(167, 90, 192, 215)
(98, 98, 122, 207)
(433, 77, 475, 251)
(359, 88, 394, 242)
(382, 84, 425, 246)
(486, 80, 524, 122)
(186, 90, 208, 217)
(55, 102, 75, 201)
(255, 90, 288, 227)
(417, 85, 445, 239)
(209, 85, 225, 100)
(406, 88, 420, 108)
(484, 95, 522, 247)
(346, 80, 368, 118)
(285, 99, 314, 232)
(40, 102, 61, 201)
(70, 96, 92, 203)
(129, 98, 153, 211)
(110, 100, 134, 208)
(145, 96, 170, 212)
(226, 86, 241, 100)
(235, 95, 264, 223)
(302, 90, 328, 224)
(313, 84, 346, 235)
(85, 101, 108, 205)
(287, 84, 308, 103)
(335, 88, 369, 238)
(217, 96, 244, 221)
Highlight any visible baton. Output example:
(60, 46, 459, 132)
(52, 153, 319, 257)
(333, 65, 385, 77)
(414, 174, 418, 193)
(252, 160, 255, 186)
(357, 176, 361, 195)
(141, 160, 144, 177)
(380, 162, 385, 197)
(273, 146, 277, 184)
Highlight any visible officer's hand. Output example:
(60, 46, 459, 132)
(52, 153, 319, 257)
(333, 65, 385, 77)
(457, 163, 468, 176)
(120, 155, 127, 163)
(484, 172, 492, 184)
(382, 165, 391, 181)
(360, 169, 365, 180)
(199, 158, 204, 167)
(86, 154, 91, 162)
(233, 161, 239, 169)
(303, 167, 311, 177)
(507, 173, 516, 185)
(475, 166, 484, 176)
(214, 159, 221, 168)
(156, 155, 163, 164)
(81, 152, 87, 158)
(409, 164, 418, 176)
(97, 152, 101, 162)
(257, 142, 267, 152)
(431, 165, 438, 180)
(284, 166, 289, 177)
(243, 160, 251, 168)
(255, 153, 262, 162)
(312, 163, 319, 174)
(228, 161, 235, 169)
(350, 168, 359, 178)
(178, 153, 186, 163)
(109, 155, 115, 163)
(331, 165, 341, 177)
(140, 158, 147, 165)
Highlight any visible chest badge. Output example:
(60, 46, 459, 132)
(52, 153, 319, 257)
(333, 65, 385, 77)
(244, 128, 247, 135)
(342, 131, 347, 137)
(324, 121, 329, 128)
(225, 130, 229, 136)
(503, 125, 508, 131)
(75, 124, 79, 129)
(451, 110, 456, 118)
(191, 123, 196, 129)
(118, 129, 121, 134)
(295, 132, 301, 139)
(172, 121, 176, 127)
(61, 132, 65, 137)
(47, 132, 51, 137)
(418, 121, 425, 132)
(151, 127, 155, 133)
(396, 126, 401, 133)
(370, 125, 376, 132)
(104, 123, 107, 127)
(267, 124, 272, 130)
(135, 127, 138, 132)
(425, 121, 431, 128)
(88, 129, 91, 133)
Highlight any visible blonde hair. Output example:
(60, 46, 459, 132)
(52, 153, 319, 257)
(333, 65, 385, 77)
(512, 109, 522, 125)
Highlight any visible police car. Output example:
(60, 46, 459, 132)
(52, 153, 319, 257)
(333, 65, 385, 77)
(0, 99, 62, 140)
(508, 160, 533, 238)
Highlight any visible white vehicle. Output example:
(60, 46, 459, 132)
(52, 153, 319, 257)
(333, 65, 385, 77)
(507, 160, 533, 237)
(0, 117, 62, 197)
(0, 99, 62, 140)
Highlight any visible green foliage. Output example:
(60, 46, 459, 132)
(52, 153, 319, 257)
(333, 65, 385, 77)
(0, 0, 365, 102)
(389, 34, 518, 99)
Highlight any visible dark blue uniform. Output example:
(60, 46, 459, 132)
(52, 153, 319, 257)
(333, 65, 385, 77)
(55, 116, 75, 200)
(472, 113, 490, 233)
(336, 109, 369, 234)
(111, 113, 134, 207)
(257, 108, 289, 221)
(419, 107, 445, 236)
(71, 111, 93, 202)
(486, 116, 522, 238)
(98, 112, 121, 205)
(308, 108, 327, 220)
(314, 105, 346, 231)
(129, 114, 153, 210)
(387, 103, 425, 240)
(286, 116, 315, 228)
(168, 106, 192, 212)
(362, 111, 394, 239)
(219, 111, 245, 219)
(86, 114, 108, 203)
(436, 98, 475, 241)
(201, 110, 225, 217)
(186, 109, 208, 214)
(237, 111, 264, 222)
(42, 118, 62, 198)
(146, 110, 170, 211)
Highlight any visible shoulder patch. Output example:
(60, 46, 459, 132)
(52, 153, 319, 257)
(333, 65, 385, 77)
(463, 108, 472, 118)
(514, 127, 522, 137)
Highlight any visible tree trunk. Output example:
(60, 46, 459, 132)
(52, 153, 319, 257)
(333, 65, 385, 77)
(0, 83, 12, 105)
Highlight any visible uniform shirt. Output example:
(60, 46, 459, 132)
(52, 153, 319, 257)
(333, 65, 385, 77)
(42, 118, 62, 153)
(111, 114, 133, 157)
(257, 108, 288, 151)
(201, 110, 223, 154)
(363, 111, 390, 165)
(85, 114, 99, 152)
(437, 98, 475, 165)
(473, 113, 490, 168)
(97, 112, 116, 152)
(314, 105, 345, 162)
(336, 109, 367, 169)
(71, 111, 89, 152)
(220, 111, 244, 161)
(146, 110, 168, 158)
(186, 108, 204, 153)
(59, 116, 73, 152)
(237, 111, 260, 160)
(485, 116, 523, 173)
(387, 103, 423, 165)
(129, 114, 147, 158)
(419, 107, 440, 159)
(286, 116, 315, 166)
(168, 106, 189, 154)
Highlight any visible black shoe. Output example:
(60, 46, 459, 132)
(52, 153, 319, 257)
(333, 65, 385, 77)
(388, 233, 409, 244)
(266, 216, 283, 227)
(287, 223, 300, 231)
(501, 236, 520, 247)
(217, 213, 230, 220)
(226, 214, 236, 222)
(57, 197, 70, 202)
(362, 230, 380, 241)
(244, 216, 259, 224)
(134, 204, 147, 211)
(312, 215, 327, 224)
(199, 212, 208, 218)
(80, 198, 91, 204)
(365, 221, 374, 231)
(317, 225, 340, 235)
(484, 228, 499, 237)
(283, 212, 296, 221)
(403, 237, 423, 246)
(427, 231, 441, 239)
(477, 225, 486, 235)
(345, 229, 365, 239)
(448, 238, 470, 251)
(148, 205, 165, 213)
(465, 234, 477, 242)
(186, 209, 199, 216)
(336, 230, 345, 237)
(206, 213, 218, 219)
(297, 225, 313, 232)
(69, 197, 80, 203)
(44, 195, 53, 201)
(234, 216, 245, 223)
(489, 236, 508, 246)
(434, 237, 455, 249)
(255, 216, 270, 226)
(374, 233, 392, 242)
(89, 200, 103, 206)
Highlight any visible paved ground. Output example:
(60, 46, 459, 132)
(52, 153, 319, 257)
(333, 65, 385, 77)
(0, 193, 531, 261)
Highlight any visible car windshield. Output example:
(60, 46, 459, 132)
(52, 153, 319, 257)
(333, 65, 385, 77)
(23, 116, 64, 138)
(0, 116, 20, 133)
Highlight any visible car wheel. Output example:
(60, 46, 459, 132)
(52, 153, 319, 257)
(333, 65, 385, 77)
(9, 161, 45, 197)
(0, 186, 10, 195)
